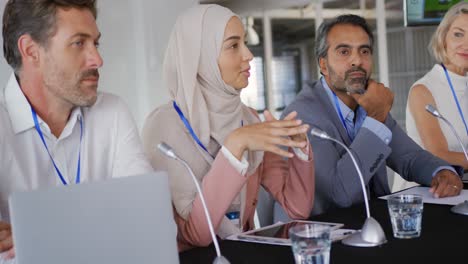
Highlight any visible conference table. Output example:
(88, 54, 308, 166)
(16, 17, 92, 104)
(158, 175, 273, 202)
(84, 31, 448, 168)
(180, 185, 468, 264)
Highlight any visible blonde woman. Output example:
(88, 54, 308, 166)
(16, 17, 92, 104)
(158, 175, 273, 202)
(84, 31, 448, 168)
(406, 2, 468, 177)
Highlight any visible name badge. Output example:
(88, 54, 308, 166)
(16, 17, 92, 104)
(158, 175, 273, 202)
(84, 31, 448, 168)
(226, 211, 240, 228)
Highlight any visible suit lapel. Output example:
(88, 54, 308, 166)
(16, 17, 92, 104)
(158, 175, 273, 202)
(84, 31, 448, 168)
(308, 81, 352, 146)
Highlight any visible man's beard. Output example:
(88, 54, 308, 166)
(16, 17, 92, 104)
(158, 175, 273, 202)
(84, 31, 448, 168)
(75, 69, 99, 106)
(328, 64, 369, 94)
(344, 67, 367, 94)
(45, 68, 99, 108)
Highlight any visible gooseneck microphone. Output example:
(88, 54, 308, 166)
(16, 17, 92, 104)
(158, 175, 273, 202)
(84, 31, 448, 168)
(157, 142, 230, 264)
(426, 104, 468, 162)
(425, 104, 468, 216)
(311, 128, 387, 247)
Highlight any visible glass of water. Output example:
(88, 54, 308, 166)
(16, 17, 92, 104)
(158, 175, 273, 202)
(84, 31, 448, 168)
(387, 194, 424, 239)
(289, 223, 331, 264)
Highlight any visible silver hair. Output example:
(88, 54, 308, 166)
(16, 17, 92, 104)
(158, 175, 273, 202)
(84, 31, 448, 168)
(315, 14, 374, 63)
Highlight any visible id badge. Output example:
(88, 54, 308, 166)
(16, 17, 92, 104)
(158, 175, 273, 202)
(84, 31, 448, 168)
(226, 211, 240, 228)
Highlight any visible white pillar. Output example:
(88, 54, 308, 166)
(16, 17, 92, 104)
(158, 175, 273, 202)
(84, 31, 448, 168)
(314, 0, 323, 30)
(360, 0, 366, 15)
(263, 14, 274, 111)
(376, 0, 390, 87)
(315, 0, 323, 77)
(299, 43, 311, 82)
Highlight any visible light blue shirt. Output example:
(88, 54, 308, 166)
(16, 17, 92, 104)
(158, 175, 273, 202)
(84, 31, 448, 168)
(321, 77, 457, 177)
(321, 77, 392, 144)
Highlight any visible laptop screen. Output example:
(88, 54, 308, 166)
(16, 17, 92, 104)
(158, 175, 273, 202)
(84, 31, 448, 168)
(8, 172, 178, 264)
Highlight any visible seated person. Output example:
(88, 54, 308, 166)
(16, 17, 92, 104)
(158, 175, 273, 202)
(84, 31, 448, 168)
(0, 0, 153, 260)
(406, 2, 468, 178)
(282, 14, 462, 215)
(142, 4, 314, 251)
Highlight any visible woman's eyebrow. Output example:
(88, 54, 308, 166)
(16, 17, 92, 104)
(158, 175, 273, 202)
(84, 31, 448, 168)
(224, 35, 241, 42)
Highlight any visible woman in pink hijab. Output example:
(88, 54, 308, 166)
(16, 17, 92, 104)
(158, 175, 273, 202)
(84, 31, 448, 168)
(142, 4, 315, 251)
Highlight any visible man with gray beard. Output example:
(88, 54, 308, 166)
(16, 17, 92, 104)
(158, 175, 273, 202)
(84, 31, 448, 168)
(0, 0, 153, 260)
(282, 14, 462, 216)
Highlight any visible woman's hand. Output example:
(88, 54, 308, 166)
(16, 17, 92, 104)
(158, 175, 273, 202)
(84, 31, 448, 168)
(278, 111, 308, 152)
(224, 110, 309, 160)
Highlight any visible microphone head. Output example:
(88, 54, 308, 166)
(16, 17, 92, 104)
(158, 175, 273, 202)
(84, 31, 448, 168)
(157, 142, 178, 160)
(425, 104, 441, 118)
(310, 128, 330, 139)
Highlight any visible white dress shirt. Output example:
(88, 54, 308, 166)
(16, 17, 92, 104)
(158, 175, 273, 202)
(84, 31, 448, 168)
(0, 73, 153, 223)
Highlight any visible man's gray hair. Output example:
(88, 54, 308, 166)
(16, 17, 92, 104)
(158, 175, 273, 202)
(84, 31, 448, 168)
(315, 14, 374, 62)
(2, 0, 97, 73)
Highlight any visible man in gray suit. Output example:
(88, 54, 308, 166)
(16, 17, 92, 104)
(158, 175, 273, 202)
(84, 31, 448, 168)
(282, 14, 463, 215)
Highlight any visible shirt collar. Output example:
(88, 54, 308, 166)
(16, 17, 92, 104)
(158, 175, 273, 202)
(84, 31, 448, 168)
(4, 73, 82, 136)
(61, 107, 83, 139)
(5, 73, 35, 134)
(321, 77, 354, 121)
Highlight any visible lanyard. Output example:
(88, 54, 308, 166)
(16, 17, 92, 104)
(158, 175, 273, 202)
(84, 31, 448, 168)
(31, 106, 83, 185)
(173, 101, 244, 160)
(173, 101, 215, 159)
(441, 64, 468, 136)
(332, 91, 353, 141)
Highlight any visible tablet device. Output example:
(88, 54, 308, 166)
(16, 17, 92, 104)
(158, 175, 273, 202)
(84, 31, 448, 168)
(236, 220, 347, 245)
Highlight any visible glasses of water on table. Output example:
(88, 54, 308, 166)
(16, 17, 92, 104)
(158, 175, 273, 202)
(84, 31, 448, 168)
(289, 223, 331, 264)
(387, 194, 424, 239)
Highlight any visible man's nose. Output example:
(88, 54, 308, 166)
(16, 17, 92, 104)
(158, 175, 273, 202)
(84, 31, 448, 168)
(87, 46, 103, 68)
(350, 52, 363, 67)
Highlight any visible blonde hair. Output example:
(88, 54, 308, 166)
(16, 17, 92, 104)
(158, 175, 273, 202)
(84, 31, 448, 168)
(429, 1, 468, 63)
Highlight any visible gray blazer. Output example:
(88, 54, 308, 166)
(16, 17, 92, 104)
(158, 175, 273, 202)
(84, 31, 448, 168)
(282, 80, 451, 215)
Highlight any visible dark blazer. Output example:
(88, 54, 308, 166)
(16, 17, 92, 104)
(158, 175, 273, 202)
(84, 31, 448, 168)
(283, 80, 451, 215)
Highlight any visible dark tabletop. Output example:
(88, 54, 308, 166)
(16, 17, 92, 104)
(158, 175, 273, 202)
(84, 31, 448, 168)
(180, 187, 468, 264)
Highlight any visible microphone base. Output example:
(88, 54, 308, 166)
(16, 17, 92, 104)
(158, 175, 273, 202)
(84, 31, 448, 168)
(213, 256, 231, 264)
(342, 230, 387, 247)
(451, 200, 468, 216)
(342, 217, 387, 247)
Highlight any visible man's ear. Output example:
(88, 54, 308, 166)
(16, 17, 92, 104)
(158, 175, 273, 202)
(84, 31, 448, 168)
(319, 57, 328, 76)
(17, 34, 41, 67)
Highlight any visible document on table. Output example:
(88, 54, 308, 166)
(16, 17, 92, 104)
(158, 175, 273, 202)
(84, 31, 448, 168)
(379, 186, 468, 205)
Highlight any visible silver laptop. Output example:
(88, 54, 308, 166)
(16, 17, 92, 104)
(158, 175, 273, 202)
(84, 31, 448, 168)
(8, 172, 179, 264)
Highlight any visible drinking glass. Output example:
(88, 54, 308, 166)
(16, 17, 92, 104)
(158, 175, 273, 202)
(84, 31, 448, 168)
(289, 223, 331, 264)
(387, 194, 424, 239)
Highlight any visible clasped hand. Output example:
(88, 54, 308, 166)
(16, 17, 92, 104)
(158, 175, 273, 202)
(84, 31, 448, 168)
(350, 79, 394, 123)
(224, 110, 309, 160)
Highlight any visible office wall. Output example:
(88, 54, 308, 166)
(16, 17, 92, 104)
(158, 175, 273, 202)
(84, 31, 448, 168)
(97, 0, 197, 129)
(0, 2, 9, 86)
(0, 0, 196, 129)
